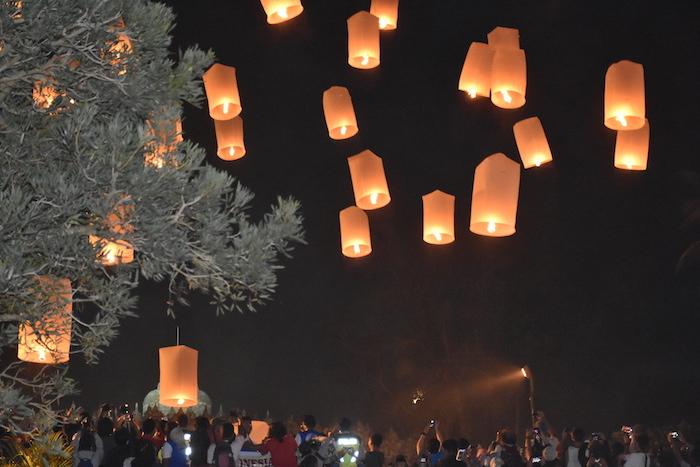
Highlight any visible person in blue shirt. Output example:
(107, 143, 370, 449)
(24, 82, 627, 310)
(296, 415, 323, 446)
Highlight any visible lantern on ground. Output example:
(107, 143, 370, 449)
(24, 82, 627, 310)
(215, 116, 246, 161)
(614, 119, 650, 171)
(422, 190, 455, 245)
(17, 276, 72, 364)
(470, 153, 520, 237)
(491, 48, 526, 109)
(339, 206, 371, 258)
(347, 150, 391, 210)
(487, 26, 520, 50)
(259, 0, 304, 24)
(145, 118, 183, 168)
(604, 60, 645, 130)
(323, 86, 359, 140)
(250, 421, 270, 444)
(159, 345, 199, 407)
(513, 117, 553, 168)
(347, 11, 380, 69)
(459, 42, 494, 99)
(370, 0, 399, 30)
(203, 64, 242, 120)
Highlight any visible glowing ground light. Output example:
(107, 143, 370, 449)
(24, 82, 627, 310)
(370, 192, 379, 205)
(502, 90, 512, 104)
(361, 55, 370, 66)
(487, 221, 497, 234)
(340, 125, 348, 136)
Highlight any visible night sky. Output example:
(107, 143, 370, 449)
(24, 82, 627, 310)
(70, 0, 700, 443)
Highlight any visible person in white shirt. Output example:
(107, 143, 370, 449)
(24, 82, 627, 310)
(623, 431, 651, 467)
(72, 420, 104, 467)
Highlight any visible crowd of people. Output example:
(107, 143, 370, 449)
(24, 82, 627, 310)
(2, 408, 698, 467)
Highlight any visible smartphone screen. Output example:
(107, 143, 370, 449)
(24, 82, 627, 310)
(456, 449, 466, 461)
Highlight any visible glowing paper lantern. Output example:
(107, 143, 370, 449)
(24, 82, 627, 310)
(259, 0, 303, 24)
(487, 26, 520, 50)
(614, 119, 650, 171)
(203, 64, 242, 120)
(215, 116, 246, 161)
(88, 200, 135, 266)
(250, 421, 270, 444)
(32, 79, 60, 109)
(145, 118, 183, 168)
(339, 206, 371, 258)
(470, 153, 520, 237)
(491, 48, 526, 109)
(323, 86, 359, 140)
(347, 11, 380, 69)
(604, 60, 645, 130)
(347, 150, 391, 210)
(370, 0, 398, 30)
(17, 276, 72, 364)
(513, 117, 553, 168)
(159, 345, 199, 408)
(458, 42, 494, 99)
(422, 190, 455, 245)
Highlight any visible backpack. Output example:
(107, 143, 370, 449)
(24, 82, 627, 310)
(214, 441, 234, 467)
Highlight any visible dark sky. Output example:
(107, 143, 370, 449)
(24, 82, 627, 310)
(70, 0, 700, 443)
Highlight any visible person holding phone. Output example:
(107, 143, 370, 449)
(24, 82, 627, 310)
(416, 420, 444, 465)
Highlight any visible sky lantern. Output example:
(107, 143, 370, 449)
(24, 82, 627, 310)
(513, 117, 553, 168)
(215, 116, 246, 161)
(17, 276, 72, 364)
(88, 200, 135, 266)
(323, 86, 359, 140)
(614, 118, 650, 170)
(347, 11, 380, 69)
(250, 421, 270, 444)
(339, 206, 372, 258)
(458, 42, 494, 99)
(203, 64, 241, 120)
(490, 48, 526, 109)
(470, 153, 521, 237)
(370, 0, 399, 30)
(145, 118, 183, 168)
(159, 345, 199, 407)
(604, 60, 645, 130)
(487, 26, 520, 50)
(259, 0, 303, 24)
(422, 190, 455, 245)
(347, 149, 391, 210)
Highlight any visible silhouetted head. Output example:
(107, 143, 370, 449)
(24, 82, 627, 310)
(302, 415, 317, 431)
(339, 418, 352, 432)
(269, 421, 287, 442)
(427, 438, 441, 454)
(97, 417, 114, 438)
(370, 433, 383, 450)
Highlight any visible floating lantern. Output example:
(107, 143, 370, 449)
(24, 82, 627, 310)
(422, 190, 455, 245)
(323, 86, 359, 140)
(487, 26, 520, 50)
(491, 48, 526, 109)
(470, 153, 520, 237)
(259, 0, 304, 24)
(203, 64, 242, 120)
(17, 276, 72, 364)
(604, 60, 645, 130)
(250, 421, 270, 444)
(339, 206, 371, 258)
(614, 119, 650, 171)
(145, 118, 183, 168)
(215, 116, 246, 161)
(370, 0, 398, 30)
(458, 42, 494, 99)
(513, 117, 553, 168)
(347, 150, 391, 210)
(159, 345, 199, 408)
(347, 11, 380, 69)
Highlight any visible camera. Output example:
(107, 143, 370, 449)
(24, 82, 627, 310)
(419, 457, 428, 467)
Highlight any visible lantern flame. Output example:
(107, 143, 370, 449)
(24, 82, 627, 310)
(278, 7, 288, 18)
(467, 88, 477, 99)
(370, 192, 379, 205)
(229, 147, 235, 157)
(501, 90, 512, 104)
(353, 244, 361, 254)
(534, 155, 544, 167)
(487, 221, 497, 234)
(616, 114, 628, 128)
(434, 231, 443, 242)
(38, 348, 47, 361)
(521, 367, 528, 378)
(379, 17, 389, 29)
(361, 55, 370, 66)
(340, 125, 348, 136)
(223, 102, 230, 114)
(177, 398, 185, 405)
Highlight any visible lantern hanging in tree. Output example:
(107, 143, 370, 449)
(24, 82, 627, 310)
(347, 11, 380, 69)
(259, 0, 304, 24)
(487, 26, 520, 50)
(370, 0, 399, 30)
(339, 206, 372, 258)
(470, 153, 520, 237)
(422, 190, 455, 245)
(32, 79, 60, 110)
(614, 119, 650, 171)
(347, 149, 391, 210)
(159, 345, 199, 407)
(323, 86, 359, 140)
(89, 200, 135, 266)
(604, 60, 645, 130)
(458, 42, 494, 99)
(215, 116, 246, 161)
(203, 64, 242, 120)
(491, 48, 526, 109)
(513, 117, 553, 168)
(17, 276, 73, 364)
(145, 118, 183, 168)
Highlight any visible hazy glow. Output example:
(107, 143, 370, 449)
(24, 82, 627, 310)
(487, 221, 496, 233)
